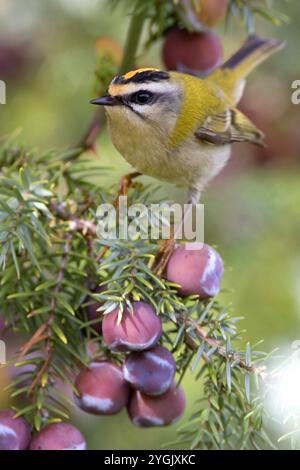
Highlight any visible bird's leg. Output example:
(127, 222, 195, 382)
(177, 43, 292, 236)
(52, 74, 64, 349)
(112, 171, 142, 207)
(186, 187, 202, 207)
(153, 238, 176, 276)
(153, 188, 202, 276)
(97, 171, 141, 261)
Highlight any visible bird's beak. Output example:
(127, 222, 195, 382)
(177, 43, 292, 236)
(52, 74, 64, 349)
(90, 95, 118, 106)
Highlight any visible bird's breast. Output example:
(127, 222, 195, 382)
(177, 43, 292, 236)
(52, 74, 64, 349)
(107, 113, 231, 190)
(107, 113, 178, 182)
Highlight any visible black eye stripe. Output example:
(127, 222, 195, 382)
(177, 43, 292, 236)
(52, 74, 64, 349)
(115, 91, 170, 110)
(113, 92, 163, 118)
(130, 90, 154, 105)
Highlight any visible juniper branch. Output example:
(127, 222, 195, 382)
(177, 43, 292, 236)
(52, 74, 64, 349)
(185, 319, 266, 376)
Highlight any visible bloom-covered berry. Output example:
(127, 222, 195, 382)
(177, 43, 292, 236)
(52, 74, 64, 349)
(30, 423, 87, 450)
(75, 361, 130, 415)
(123, 345, 176, 396)
(102, 301, 162, 352)
(166, 243, 224, 298)
(0, 409, 31, 450)
(128, 383, 186, 427)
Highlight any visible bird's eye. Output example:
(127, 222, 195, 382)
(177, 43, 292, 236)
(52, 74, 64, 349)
(131, 91, 153, 105)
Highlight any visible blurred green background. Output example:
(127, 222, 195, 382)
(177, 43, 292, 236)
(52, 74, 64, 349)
(0, 0, 300, 449)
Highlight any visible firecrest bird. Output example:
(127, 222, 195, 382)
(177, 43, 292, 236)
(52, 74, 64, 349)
(91, 35, 284, 205)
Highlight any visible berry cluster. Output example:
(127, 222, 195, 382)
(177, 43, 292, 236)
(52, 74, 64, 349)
(0, 244, 223, 450)
(77, 244, 223, 430)
(77, 301, 185, 427)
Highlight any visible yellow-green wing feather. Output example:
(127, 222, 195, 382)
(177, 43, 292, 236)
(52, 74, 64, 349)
(195, 108, 264, 147)
(231, 109, 264, 145)
(168, 71, 264, 149)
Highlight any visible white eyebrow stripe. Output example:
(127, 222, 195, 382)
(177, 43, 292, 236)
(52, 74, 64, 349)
(110, 81, 176, 96)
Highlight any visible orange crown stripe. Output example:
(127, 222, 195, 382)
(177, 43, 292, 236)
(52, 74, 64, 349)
(122, 68, 161, 80)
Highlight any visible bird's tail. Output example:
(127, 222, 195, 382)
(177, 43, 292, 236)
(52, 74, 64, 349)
(221, 34, 285, 78)
(210, 35, 285, 104)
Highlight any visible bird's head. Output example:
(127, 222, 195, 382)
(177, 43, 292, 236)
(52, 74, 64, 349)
(90, 68, 182, 131)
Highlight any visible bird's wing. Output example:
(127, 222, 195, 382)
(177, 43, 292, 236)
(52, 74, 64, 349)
(195, 108, 264, 147)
